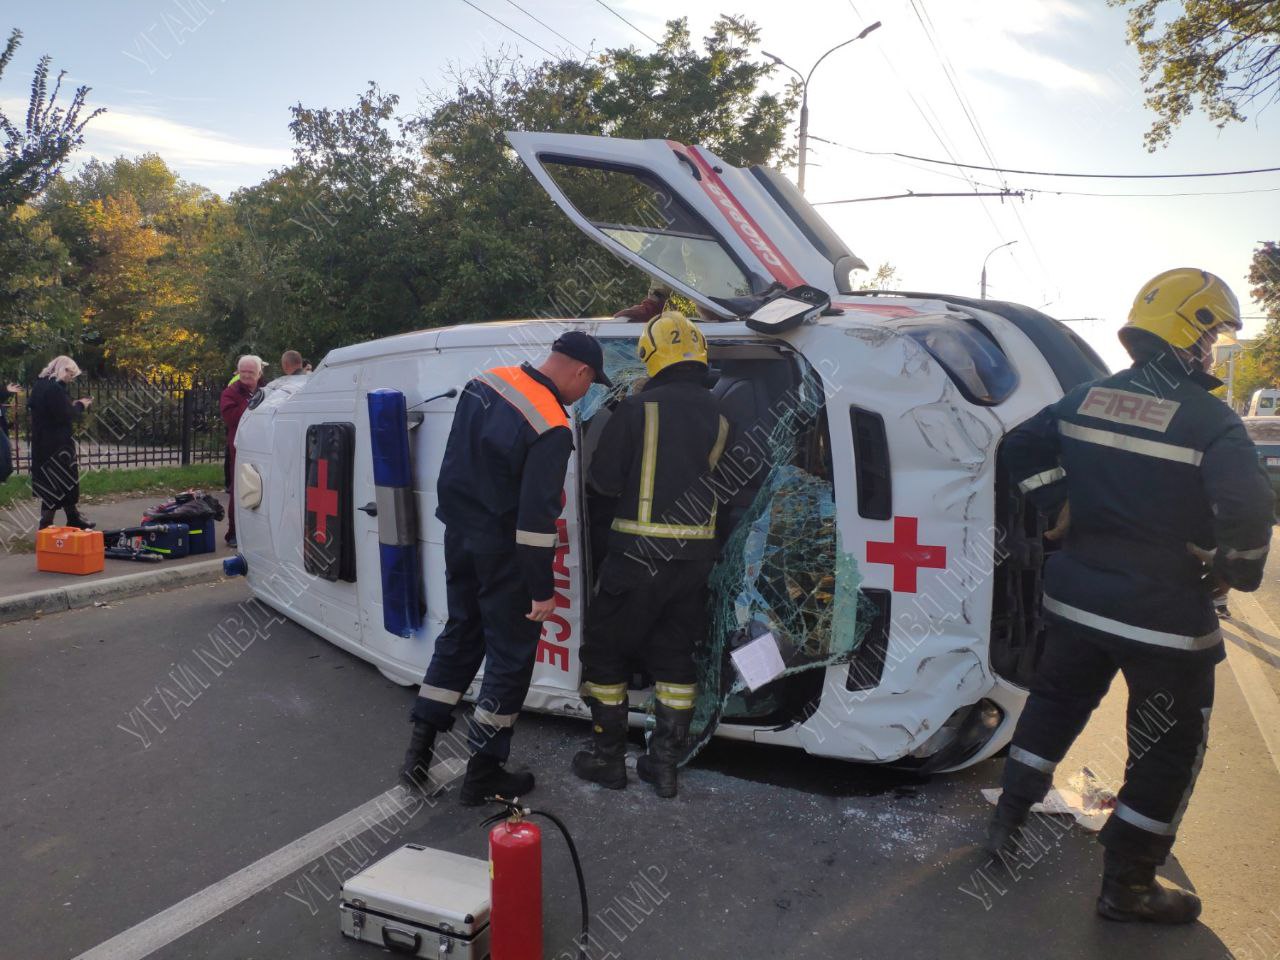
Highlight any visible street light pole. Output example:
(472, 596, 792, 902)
(763, 21, 881, 195)
(980, 240, 1018, 299)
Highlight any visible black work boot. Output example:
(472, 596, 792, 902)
(571, 701, 629, 789)
(983, 792, 1033, 856)
(65, 508, 95, 530)
(398, 721, 436, 793)
(38, 507, 57, 530)
(636, 703, 692, 799)
(1097, 853, 1201, 924)
(459, 753, 535, 807)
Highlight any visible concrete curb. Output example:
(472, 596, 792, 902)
(0, 558, 228, 626)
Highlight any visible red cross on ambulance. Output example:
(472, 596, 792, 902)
(306, 459, 339, 545)
(865, 516, 948, 593)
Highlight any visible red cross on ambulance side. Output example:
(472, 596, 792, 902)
(306, 459, 339, 545)
(865, 516, 947, 593)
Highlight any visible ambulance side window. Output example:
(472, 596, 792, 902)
(540, 156, 755, 300)
(850, 407, 892, 520)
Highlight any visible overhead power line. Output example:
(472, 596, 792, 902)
(502, 0, 587, 55)
(593, 0, 659, 45)
(814, 190, 1025, 204)
(816, 137, 1280, 179)
(810, 136, 1280, 197)
(457, 0, 557, 58)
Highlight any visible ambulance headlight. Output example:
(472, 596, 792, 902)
(237, 462, 263, 510)
(903, 320, 1018, 405)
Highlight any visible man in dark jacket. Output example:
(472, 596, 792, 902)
(571, 311, 733, 798)
(220, 355, 263, 547)
(399, 332, 608, 804)
(987, 268, 1273, 924)
(29, 356, 94, 530)
(1, 382, 21, 484)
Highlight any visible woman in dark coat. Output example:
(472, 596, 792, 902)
(29, 356, 94, 530)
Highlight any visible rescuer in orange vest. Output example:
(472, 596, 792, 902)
(399, 332, 609, 804)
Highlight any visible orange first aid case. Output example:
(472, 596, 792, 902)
(36, 526, 105, 575)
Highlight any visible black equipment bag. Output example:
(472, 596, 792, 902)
(305, 422, 356, 582)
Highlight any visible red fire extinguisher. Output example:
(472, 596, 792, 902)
(490, 814, 543, 960)
(482, 800, 589, 960)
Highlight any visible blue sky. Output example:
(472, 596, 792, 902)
(4, 0, 1278, 370)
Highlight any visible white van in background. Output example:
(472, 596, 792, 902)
(1248, 388, 1280, 416)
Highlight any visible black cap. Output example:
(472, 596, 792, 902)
(552, 331, 612, 387)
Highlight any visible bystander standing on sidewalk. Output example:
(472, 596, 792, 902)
(0, 382, 20, 483)
(220, 355, 263, 548)
(29, 357, 94, 530)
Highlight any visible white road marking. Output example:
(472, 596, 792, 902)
(1221, 590, 1280, 778)
(72, 758, 466, 960)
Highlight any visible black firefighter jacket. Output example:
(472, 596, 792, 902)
(588, 363, 735, 564)
(1005, 349, 1273, 659)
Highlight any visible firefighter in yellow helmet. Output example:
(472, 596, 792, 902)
(988, 268, 1272, 923)
(573, 311, 735, 798)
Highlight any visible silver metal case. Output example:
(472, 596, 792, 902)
(339, 843, 491, 958)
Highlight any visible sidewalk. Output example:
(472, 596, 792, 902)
(0, 494, 236, 621)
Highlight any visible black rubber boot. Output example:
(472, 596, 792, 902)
(459, 753, 535, 807)
(983, 792, 1033, 856)
(571, 701, 629, 789)
(65, 508, 96, 530)
(1096, 853, 1201, 924)
(636, 703, 692, 799)
(398, 721, 436, 794)
(38, 507, 57, 530)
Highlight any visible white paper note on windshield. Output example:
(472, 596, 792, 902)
(730, 632, 787, 692)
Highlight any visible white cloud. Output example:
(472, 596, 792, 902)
(878, 0, 1110, 96)
(1, 97, 289, 172)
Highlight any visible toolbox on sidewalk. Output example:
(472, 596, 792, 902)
(36, 527, 105, 575)
(339, 844, 491, 958)
(102, 523, 190, 559)
(139, 522, 190, 558)
(186, 521, 217, 555)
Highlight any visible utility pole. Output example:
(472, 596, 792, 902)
(980, 240, 1018, 299)
(763, 21, 881, 195)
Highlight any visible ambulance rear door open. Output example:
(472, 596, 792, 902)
(505, 132, 868, 317)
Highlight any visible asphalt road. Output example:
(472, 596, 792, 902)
(2, 565, 1278, 960)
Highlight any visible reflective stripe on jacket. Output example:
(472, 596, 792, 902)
(588, 364, 734, 562)
(436, 363, 573, 601)
(1004, 350, 1273, 655)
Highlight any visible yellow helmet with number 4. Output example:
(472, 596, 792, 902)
(637, 310, 708, 378)
(1120, 267, 1241, 353)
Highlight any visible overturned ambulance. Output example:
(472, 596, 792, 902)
(232, 132, 1108, 772)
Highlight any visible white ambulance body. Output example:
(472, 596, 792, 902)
(234, 133, 1107, 772)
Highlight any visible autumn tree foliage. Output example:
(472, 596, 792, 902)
(1110, 0, 1280, 149)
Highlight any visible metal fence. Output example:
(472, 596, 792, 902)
(5, 377, 227, 473)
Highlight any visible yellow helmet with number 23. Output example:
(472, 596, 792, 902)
(637, 310, 709, 378)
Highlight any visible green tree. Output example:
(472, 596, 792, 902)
(1110, 0, 1280, 149)
(1248, 241, 1280, 383)
(208, 15, 796, 367)
(858, 262, 900, 290)
(0, 28, 102, 210)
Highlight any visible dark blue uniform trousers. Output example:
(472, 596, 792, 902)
(1001, 617, 1216, 864)
(411, 528, 542, 762)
